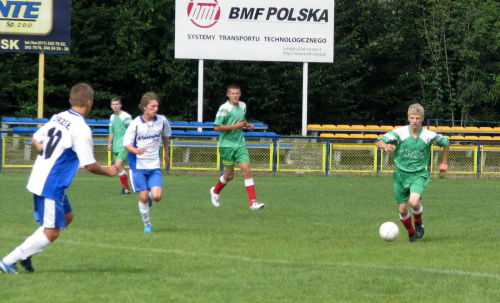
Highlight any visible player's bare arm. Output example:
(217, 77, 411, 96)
(376, 140, 394, 152)
(214, 119, 246, 131)
(32, 138, 43, 152)
(439, 145, 450, 173)
(85, 162, 117, 177)
(107, 134, 114, 151)
(124, 144, 146, 155)
(245, 121, 255, 131)
(162, 136, 170, 166)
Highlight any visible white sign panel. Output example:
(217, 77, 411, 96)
(175, 0, 334, 63)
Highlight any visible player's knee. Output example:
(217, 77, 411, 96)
(408, 198, 420, 208)
(43, 228, 61, 242)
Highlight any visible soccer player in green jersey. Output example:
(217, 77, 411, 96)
(376, 103, 449, 242)
(210, 84, 264, 210)
(108, 97, 132, 194)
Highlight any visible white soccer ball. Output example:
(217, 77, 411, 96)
(379, 221, 399, 242)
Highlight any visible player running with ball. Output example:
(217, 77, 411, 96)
(376, 103, 449, 242)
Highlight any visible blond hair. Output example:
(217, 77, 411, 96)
(408, 103, 425, 118)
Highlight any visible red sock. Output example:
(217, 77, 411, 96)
(119, 174, 129, 188)
(400, 216, 415, 234)
(245, 185, 256, 205)
(413, 212, 422, 224)
(413, 204, 423, 223)
(214, 180, 226, 194)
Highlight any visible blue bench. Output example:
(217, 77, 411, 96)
(92, 128, 109, 135)
(2, 118, 270, 142)
(171, 141, 291, 163)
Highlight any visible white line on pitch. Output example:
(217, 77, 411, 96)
(62, 240, 500, 280)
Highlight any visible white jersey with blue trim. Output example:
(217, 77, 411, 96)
(27, 110, 97, 201)
(124, 114, 171, 170)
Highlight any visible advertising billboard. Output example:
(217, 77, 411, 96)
(175, 0, 334, 63)
(0, 0, 71, 54)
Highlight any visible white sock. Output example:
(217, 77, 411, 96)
(244, 178, 254, 187)
(118, 170, 127, 176)
(3, 226, 51, 265)
(220, 175, 228, 184)
(399, 212, 411, 221)
(138, 202, 151, 225)
(412, 204, 424, 215)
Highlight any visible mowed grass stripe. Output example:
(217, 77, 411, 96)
(60, 239, 500, 280)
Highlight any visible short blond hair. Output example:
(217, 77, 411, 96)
(69, 83, 94, 107)
(408, 103, 425, 118)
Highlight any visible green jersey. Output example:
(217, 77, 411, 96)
(377, 126, 449, 172)
(109, 111, 132, 153)
(214, 100, 247, 148)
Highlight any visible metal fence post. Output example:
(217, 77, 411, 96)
(325, 138, 329, 176)
(0, 131, 2, 173)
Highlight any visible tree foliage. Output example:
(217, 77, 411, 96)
(0, 0, 499, 134)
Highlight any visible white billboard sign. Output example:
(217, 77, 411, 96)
(175, 0, 334, 63)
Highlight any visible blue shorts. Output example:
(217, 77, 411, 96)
(33, 194, 72, 228)
(130, 169, 163, 192)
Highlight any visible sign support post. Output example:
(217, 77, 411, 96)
(302, 62, 309, 136)
(38, 53, 45, 119)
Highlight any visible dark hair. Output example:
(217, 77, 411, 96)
(227, 83, 240, 92)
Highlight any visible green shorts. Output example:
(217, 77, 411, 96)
(113, 149, 128, 162)
(219, 147, 250, 168)
(393, 168, 429, 204)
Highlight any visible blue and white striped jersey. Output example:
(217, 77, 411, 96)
(124, 114, 171, 170)
(27, 110, 97, 201)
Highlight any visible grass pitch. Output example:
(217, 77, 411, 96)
(0, 171, 499, 302)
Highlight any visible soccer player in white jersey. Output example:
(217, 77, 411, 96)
(210, 83, 264, 210)
(123, 92, 171, 233)
(107, 97, 132, 194)
(0, 83, 117, 274)
(376, 103, 449, 242)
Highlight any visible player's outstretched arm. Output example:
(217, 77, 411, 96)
(85, 162, 117, 177)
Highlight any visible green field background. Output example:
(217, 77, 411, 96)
(1, 172, 499, 302)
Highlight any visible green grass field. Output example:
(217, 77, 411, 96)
(1, 171, 499, 302)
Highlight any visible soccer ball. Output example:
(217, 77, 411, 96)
(379, 221, 399, 242)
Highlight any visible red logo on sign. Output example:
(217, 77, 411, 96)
(187, 0, 221, 28)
